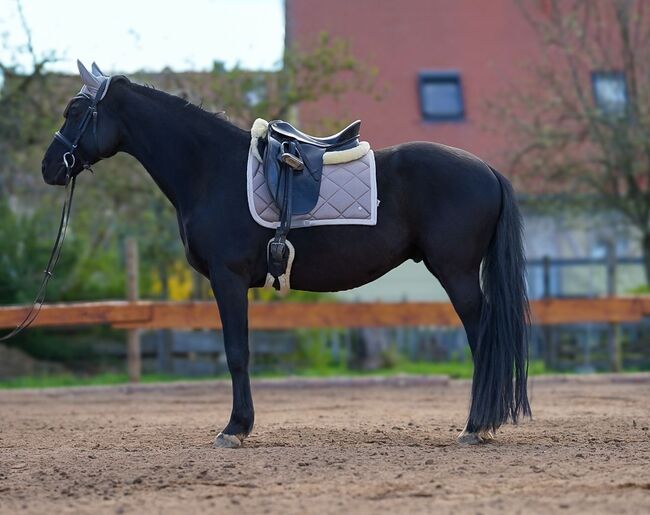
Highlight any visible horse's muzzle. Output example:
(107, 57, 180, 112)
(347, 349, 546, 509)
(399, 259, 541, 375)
(42, 161, 69, 186)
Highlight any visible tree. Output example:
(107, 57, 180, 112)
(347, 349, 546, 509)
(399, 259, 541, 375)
(490, 0, 650, 284)
(159, 32, 380, 131)
(0, 0, 59, 197)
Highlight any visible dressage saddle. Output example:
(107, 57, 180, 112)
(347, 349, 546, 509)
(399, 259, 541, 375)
(260, 119, 362, 290)
(262, 120, 361, 214)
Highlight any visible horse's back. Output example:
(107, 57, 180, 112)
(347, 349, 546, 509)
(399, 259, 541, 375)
(374, 140, 501, 199)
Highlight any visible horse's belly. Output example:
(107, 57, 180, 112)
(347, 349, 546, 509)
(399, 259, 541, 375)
(283, 223, 412, 292)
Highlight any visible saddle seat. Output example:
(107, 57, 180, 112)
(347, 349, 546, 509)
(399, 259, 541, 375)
(269, 120, 361, 149)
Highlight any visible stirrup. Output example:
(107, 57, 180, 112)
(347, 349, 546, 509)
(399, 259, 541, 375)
(280, 152, 304, 170)
(265, 239, 295, 296)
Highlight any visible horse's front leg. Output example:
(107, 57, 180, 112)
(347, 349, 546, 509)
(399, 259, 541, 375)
(210, 268, 254, 449)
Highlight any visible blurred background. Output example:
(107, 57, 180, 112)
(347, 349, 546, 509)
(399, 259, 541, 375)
(1, 0, 649, 387)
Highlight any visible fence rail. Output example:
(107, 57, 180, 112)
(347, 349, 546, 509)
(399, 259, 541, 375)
(1, 297, 649, 330)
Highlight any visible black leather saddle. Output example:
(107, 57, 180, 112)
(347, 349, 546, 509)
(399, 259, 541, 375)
(262, 120, 361, 215)
(269, 120, 361, 148)
(260, 119, 362, 290)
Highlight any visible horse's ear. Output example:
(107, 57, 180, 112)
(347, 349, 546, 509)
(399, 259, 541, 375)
(77, 60, 100, 88)
(91, 62, 106, 77)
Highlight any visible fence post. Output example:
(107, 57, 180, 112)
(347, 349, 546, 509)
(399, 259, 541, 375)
(542, 255, 557, 370)
(125, 238, 141, 383)
(606, 241, 622, 372)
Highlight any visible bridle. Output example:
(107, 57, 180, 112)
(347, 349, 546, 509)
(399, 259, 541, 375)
(0, 82, 108, 342)
(54, 86, 105, 176)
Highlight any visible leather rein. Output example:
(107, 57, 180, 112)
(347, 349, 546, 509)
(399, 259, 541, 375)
(0, 90, 103, 342)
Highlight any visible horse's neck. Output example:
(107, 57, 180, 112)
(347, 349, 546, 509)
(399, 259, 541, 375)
(115, 86, 244, 212)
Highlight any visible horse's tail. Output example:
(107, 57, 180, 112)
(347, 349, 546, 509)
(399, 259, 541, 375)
(468, 168, 531, 433)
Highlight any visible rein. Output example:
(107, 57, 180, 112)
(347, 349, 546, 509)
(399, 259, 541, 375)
(0, 89, 104, 341)
(0, 174, 76, 342)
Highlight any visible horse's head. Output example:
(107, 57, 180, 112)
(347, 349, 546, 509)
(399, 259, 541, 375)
(42, 60, 125, 185)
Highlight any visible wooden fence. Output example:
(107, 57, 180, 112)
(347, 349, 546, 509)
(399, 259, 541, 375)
(2, 297, 649, 380)
(1, 297, 649, 330)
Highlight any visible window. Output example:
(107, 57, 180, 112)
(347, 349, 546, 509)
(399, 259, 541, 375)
(592, 71, 627, 116)
(245, 83, 267, 107)
(418, 71, 464, 121)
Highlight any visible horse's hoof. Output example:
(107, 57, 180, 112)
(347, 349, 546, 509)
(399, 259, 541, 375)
(213, 433, 243, 449)
(457, 429, 488, 445)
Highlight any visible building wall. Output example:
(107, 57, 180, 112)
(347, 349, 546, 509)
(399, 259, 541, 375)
(286, 0, 647, 300)
(286, 0, 543, 169)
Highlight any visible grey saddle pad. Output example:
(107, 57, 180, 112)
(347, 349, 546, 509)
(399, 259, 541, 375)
(247, 148, 378, 229)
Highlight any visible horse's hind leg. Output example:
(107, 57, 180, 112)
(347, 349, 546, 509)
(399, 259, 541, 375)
(424, 262, 494, 444)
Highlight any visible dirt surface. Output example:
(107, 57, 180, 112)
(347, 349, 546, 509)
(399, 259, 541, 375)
(1, 375, 649, 514)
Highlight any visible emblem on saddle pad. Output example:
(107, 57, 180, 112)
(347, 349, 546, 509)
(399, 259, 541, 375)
(248, 118, 377, 295)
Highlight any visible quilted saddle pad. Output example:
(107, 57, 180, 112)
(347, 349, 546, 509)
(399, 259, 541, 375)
(247, 148, 378, 229)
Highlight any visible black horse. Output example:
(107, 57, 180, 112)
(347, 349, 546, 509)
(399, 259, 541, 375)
(41, 63, 530, 447)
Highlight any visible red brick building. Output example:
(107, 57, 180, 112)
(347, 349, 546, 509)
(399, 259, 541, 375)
(285, 0, 544, 169)
(286, 1, 645, 299)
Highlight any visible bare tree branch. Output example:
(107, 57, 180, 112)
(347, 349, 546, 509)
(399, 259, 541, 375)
(494, 0, 650, 282)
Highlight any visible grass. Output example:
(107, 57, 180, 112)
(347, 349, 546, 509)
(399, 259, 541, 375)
(0, 372, 182, 389)
(1, 360, 644, 390)
(0, 360, 554, 389)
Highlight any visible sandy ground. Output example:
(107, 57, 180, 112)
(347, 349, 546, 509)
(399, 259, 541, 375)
(0, 375, 649, 515)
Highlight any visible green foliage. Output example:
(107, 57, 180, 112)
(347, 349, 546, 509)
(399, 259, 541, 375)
(0, 198, 127, 304)
(0, 372, 180, 389)
(207, 32, 381, 130)
(293, 329, 334, 373)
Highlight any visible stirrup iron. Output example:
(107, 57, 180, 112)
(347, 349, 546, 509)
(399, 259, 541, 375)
(280, 152, 304, 170)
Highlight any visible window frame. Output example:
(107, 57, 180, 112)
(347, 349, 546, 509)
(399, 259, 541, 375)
(417, 70, 465, 122)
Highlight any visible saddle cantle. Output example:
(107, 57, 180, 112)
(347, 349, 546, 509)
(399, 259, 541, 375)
(253, 119, 365, 293)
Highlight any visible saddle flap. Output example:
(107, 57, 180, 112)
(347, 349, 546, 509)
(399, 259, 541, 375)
(292, 143, 326, 214)
(262, 135, 326, 215)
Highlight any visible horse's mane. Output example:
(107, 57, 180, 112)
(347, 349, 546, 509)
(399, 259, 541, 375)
(129, 82, 232, 127)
